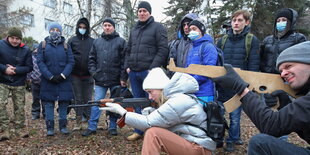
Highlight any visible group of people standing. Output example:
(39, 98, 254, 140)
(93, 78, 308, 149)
(0, 1, 309, 154)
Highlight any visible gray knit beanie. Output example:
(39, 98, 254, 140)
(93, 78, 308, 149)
(276, 41, 310, 69)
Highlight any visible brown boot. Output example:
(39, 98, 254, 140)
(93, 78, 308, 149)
(0, 130, 11, 141)
(73, 116, 82, 131)
(127, 133, 142, 141)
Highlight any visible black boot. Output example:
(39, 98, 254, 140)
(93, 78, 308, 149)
(46, 120, 54, 136)
(59, 119, 69, 135)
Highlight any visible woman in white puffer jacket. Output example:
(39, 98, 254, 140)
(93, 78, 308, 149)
(100, 67, 215, 155)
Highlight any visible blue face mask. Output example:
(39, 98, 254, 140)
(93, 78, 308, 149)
(188, 31, 200, 40)
(276, 21, 287, 31)
(79, 28, 86, 35)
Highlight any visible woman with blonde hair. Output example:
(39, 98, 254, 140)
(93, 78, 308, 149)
(100, 67, 215, 154)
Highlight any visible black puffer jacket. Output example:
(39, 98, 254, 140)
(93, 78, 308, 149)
(260, 9, 307, 74)
(88, 31, 127, 87)
(68, 18, 94, 76)
(125, 16, 168, 71)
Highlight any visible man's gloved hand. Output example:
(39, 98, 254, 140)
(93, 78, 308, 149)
(212, 64, 249, 95)
(54, 74, 65, 83)
(141, 107, 156, 115)
(99, 102, 127, 117)
(264, 90, 291, 110)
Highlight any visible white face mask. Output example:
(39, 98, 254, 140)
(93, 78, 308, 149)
(79, 28, 86, 35)
(188, 31, 200, 40)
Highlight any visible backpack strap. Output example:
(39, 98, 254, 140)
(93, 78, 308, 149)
(221, 34, 228, 50)
(245, 33, 254, 62)
(41, 40, 46, 50)
(63, 41, 68, 51)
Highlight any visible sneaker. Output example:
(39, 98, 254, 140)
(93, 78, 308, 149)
(108, 129, 117, 136)
(82, 129, 96, 137)
(32, 115, 40, 120)
(224, 142, 235, 152)
(216, 141, 224, 148)
(47, 130, 54, 136)
(60, 128, 70, 135)
(0, 130, 10, 141)
(234, 139, 244, 145)
(127, 133, 141, 141)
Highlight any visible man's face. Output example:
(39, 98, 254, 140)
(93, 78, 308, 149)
(138, 8, 151, 22)
(8, 36, 21, 47)
(231, 14, 249, 34)
(277, 17, 288, 23)
(279, 62, 310, 89)
(103, 22, 115, 34)
(79, 23, 87, 30)
(183, 21, 190, 35)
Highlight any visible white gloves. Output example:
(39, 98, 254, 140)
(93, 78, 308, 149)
(99, 102, 127, 116)
(141, 107, 156, 115)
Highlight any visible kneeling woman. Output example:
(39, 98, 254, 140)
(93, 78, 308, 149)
(100, 68, 215, 154)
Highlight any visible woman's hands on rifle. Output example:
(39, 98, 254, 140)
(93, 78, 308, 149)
(99, 102, 127, 116)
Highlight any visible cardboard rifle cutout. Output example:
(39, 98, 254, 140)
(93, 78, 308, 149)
(167, 58, 298, 113)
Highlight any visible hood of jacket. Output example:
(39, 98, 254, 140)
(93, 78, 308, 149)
(273, 8, 298, 36)
(178, 13, 199, 39)
(101, 31, 120, 40)
(227, 25, 251, 40)
(163, 72, 199, 98)
(75, 17, 90, 38)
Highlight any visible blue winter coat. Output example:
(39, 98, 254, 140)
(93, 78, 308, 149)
(185, 34, 218, 97)
(37, 37, 75, 101)
(0, 39, 32, 86)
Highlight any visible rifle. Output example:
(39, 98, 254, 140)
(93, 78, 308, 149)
(167, 58, 299, 113)
(68, 97, 157, 128)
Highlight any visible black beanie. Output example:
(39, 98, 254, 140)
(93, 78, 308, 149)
(138, 1, 152, 14)
(189, 19, 206, 36)
(8, 27, 22, 39)
(276, 8, 293, 22)
(102, 18, 115, 28)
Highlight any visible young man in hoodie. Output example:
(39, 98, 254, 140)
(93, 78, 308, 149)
(169, 13, 198, 68)
(0, 27, 32, 141)
(68, 18, 94, 131)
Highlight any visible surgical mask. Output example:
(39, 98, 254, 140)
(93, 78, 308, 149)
(276, 21, 287, 31)
(49, 31, 61, 40)
(79, 28, 86, 35)
(188, 31, 200, 40)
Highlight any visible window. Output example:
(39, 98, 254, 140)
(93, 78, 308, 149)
(21, 14, 34, 26)
(64, 24, 73, 35)
(63, 2, 72, 14)
(44, 18, 54, 31)
(44, 0, 57, 8)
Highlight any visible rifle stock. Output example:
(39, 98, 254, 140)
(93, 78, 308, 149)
(167, 58, 298, 113)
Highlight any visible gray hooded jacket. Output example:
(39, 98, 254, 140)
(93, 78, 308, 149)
(125, 72, 216, 151)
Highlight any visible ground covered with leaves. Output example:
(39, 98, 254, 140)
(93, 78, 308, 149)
(0, 92, 308, 154)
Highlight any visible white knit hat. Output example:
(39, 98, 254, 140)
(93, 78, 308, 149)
(143, 68, 170, 90)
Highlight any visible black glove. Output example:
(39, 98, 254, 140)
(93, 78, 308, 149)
(212, 64, 249, 95)
(50, 76, 60, 83)
(264, 90, 291, 110)
(54, 74, 65, 83)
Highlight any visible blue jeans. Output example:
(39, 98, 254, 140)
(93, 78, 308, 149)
(44, 100, 70, 121)
(71, 76, 93, 118)
(87, 85, 119, 131)
(219, 101, 242, 143)
(128, 70, 149, 135)
(248, 134, 310, 155)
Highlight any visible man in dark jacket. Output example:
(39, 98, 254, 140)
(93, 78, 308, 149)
(260, 8, 307, 74)
(68, 17, 94, 131)
(0, 27, 32, 141)
(82, 18, 127, 137)
(169, 13, 198, 68)
(212, 41, 310, 155)
(216, 10, 260, 151)
(124, 1, 169, 141)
